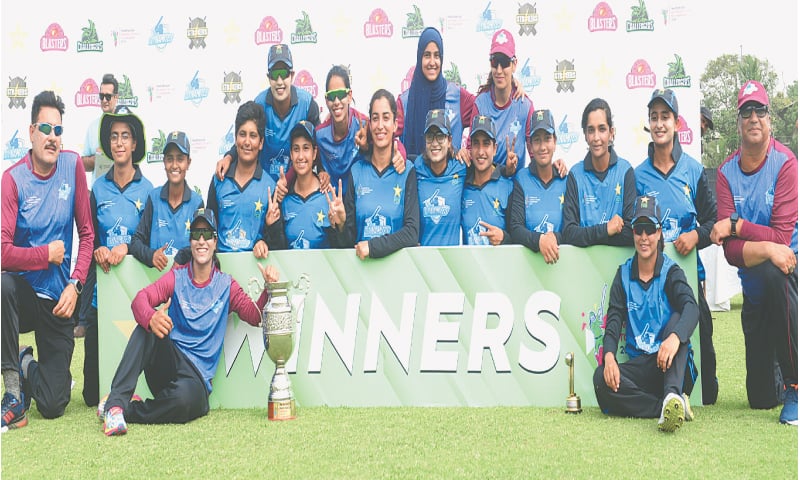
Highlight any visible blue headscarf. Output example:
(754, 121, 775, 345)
(404, 27, 447, 156)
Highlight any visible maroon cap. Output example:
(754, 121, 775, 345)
(490, 29, 515, 58)
(737, 80, 770, 109)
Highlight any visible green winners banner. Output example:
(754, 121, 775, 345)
(98, 245, 699, 408)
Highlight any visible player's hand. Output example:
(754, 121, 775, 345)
(355, 241, 370, 260)
(52, 281, 80, 319)
(478, 221, 504, 246)
(149, 298, 173, 339)
(673, 230, 699, 256)
(318, 171, 331, 193)
(257, 262, 280, 284)
(275, 167, 288, 202)
(265, 187, 281, 226)
(603, 353, 620, 392)
(391, 139, 406, 174)
(657, 333, 680, 372)
(354, 119, 368, 152)
(252, 239, 269, 259)
(94, 246, 112, 273)
(215, 155, 232, 180)
(48, 240, 65, 265)
(455, 148, 472, 167)
(504, 135, 518, 177)
(768, 243, 797, 275)
(553, 158, 568, 178)
(152, 244, 169, 271)
(108, 243, 128, 267)
(710, 218, 732, 245)
(539, 232, 560, 264)
(325, 179, 346, 230)
(606, 214, 624, 237)
(511, 76, 525, 100)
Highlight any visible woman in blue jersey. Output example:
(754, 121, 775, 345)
(593, 195, 698, 433)
(130, 131, 203, 271)
(415, 108, 467, 246)
(635, 88, 717, 405)
(206, 101, 278, 257)
(84, 107, 153, 407)
(509, 109, 568, 264)
(562, 98, 635, 247)
(461, 115, 513, 246)
(471, 28, 533, 177)
(333, 89, 419, 259)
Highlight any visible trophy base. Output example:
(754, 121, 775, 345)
(565, 395, 582, 414)
(268, 399, 296, 421)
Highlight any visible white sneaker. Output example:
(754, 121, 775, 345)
(658, 393, 685, 432)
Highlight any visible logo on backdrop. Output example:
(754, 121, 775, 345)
(7, 76, 29, 109)
(291, 11, 318, 44)
(117, 74, 139, 108)
(663, 54, 691, 88)
(515, 2, 539, 36)
(400, 66, 414, 93)
(222, 71, 243, 104)
(148, 16, 175, 50)
(184, 70, 210, 106)
(476, 2, 503, 35)
(75, 79, 100, 108)
(443, 63, 466, 89)
(219, 124, 235, 156)
(364, 8, 394, 38)
(187, 17, 209, 49)
(554, 59, 576, 93)
(519, 58, 542, 92)
(77, 19, 103, 52)
(255, 16, 283, 45)
(293, 70, 318, 98)
(40, 23, 68, 51)
(555, 114, 580, 151)
(3, 130, 28, 161)
(580, 285, 609, 365)
(625, 59, 656, 89)
(676, 115, 693, 145)
(626, 0, 655, 32)
(588, 2, 618, 32)
(402, 5, 425, 38)
(147, 130, 166, 163)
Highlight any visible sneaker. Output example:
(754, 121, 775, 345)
(98, 393, 143, 420)
(103, 406, 127, 436)
(658, 393, 685, 433)
(19, 345, 33, 411)
(1, 392, 28, 432)
(779, 385, 798, 426)
(682, 393, 695, 422)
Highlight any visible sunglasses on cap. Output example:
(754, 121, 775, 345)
(98, 93, 115, 101)
(34, 122, 63, 136)
(739, 105, 769, 119)
(325, 88, 351, 102)
(632, 222, 659, 236)
(268, 68, 291, 81)
(490, 54, 513, 69)
(190, 229, 216, 241)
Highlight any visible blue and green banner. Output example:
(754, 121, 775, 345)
(98, 245, 699, 408)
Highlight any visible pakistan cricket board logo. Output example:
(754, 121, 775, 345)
(554, 59, 576, 93)
(77, 19, 103, 52)
(147, 130, 167, 163)
(291, 11, 318, 44)
(222, 71, 243, 104)
(184, 70, 210, 105)
(187, 17, 208, 49)
(626, 0, 654, 32)
(148, 16, 175, 50)
(364, 8, 393, 38)
(117, 74, 139, 107)
(402, 5, 424, 38)
(588, 2, 618, 32)
(516, 2, 539, 36)
(7, 76, 29, 109)
(40, 23, 68, 51)
(663, 54, 691, 88)
(254, 16, 283, 45)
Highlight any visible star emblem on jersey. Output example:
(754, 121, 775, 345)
(493, 197, 500, 211)
(559, 194, 564, 205)
(683, 184, 690, 197)
(254, 198, 263, 213)
(185, 219, 191, 231)
(316, 210, 325, 224)
(134, 198, 143, 212)
(615, 183, 621, 196)
(393, 184, 402, 198)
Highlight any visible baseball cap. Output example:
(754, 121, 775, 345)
(530, 109, 555, 136)
(290, 120, 316, 144)
(633, 195, 661, 225)
(490, 29, 515, 58)
(469, 115, 496, 141)
(647, 88, 679, 116)
(737, 80, 770, 109)
(99, 105, 146, 163)
(268, 44, 293, 71)
(700, 106, 714, 130)
(190, 208, 217, 232)
(164, 130, 190, 155)
(424, 109, 451, 136)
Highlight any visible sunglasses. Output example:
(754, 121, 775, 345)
(325, 88, 351, 102)
(98, 93, 115, 101)
(490, 54, 513, 69)
(34, 122, 63, 136)
(190, 229, 216, 241)
(632, 222, 658, 236)
(739, 105, 769, 119)
(268, 69, 291, 81)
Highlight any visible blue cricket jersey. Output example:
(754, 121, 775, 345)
(461, 168, 513, 245)
(415, 156, 466, 246)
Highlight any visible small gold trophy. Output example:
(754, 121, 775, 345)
(564, 352, 582, 414)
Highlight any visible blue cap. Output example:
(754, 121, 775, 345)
(267, 44, 293, 71)
(633, 195, 661, 225)
(164, 130, 190, 155)
(529, 109, 555, 136)
(648, 88, 679, 116)
(191, 208, 217, 232)
(424, 108, 451, 136)
(469, 115, 496, 141)
(290, 120, 316, 145)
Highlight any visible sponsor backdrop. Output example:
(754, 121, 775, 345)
(98, 246, 699, 408)
(3, 0, 701, 188)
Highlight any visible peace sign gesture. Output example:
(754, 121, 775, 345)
(149, 297, 173, 339)
(325, 178, 346, 230)
(504, 134, 518, 177)
(354, 119, 369, 152)
(265, 186, 281, 226)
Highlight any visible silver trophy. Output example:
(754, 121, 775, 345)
(262, 274, 310, 421)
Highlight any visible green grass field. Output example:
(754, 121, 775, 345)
(2, 294, 797, 479)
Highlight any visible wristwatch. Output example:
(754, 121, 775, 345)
(730, 212, 739, 237)
(69, 278, 83, 295)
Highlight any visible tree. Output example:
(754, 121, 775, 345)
(699, 54, 797, 167)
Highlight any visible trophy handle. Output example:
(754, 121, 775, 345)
(247, 276, 264, 298)
(292, 273, 311, 295)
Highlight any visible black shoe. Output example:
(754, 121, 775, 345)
(18, 345, 34, 411)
